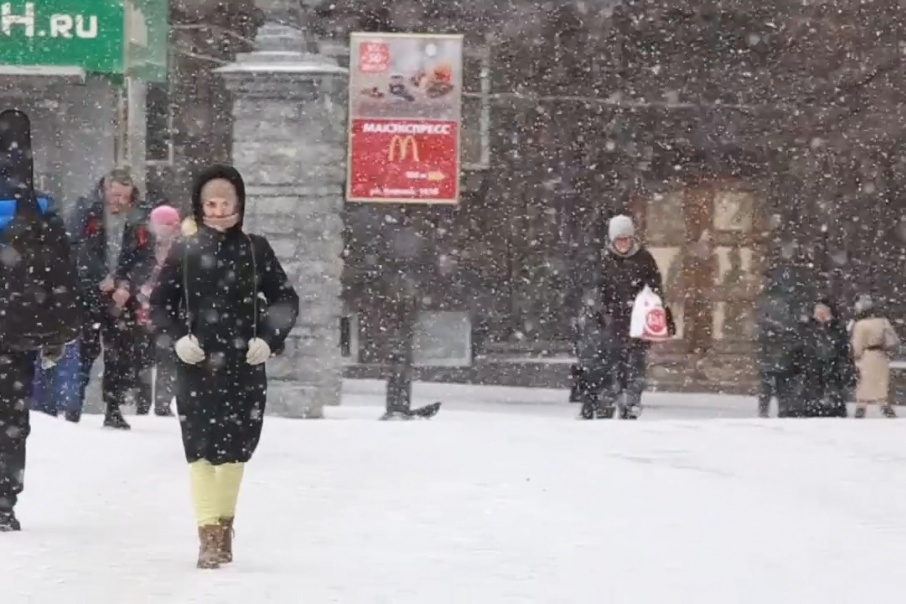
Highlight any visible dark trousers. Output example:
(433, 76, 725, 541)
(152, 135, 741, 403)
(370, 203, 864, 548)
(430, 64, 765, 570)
(79, 306, 139, 416)
(0, 350, 36, 512)
(135, 346, 177, 414)
(154, 347, 178, 411)
(576, 339, 648, 409)
(759, 370, 799, 417)
(604, 339, 649, 407)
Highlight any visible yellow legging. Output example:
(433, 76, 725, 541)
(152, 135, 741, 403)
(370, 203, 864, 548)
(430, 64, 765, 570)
(189, 460, 246, 527)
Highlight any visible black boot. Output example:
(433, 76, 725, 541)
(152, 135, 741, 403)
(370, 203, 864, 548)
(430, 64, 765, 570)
(578, 389, 601, 419)
(0, 509, 21, 532)
(103, 407, 131, 430)
(64, 409, 81, 423)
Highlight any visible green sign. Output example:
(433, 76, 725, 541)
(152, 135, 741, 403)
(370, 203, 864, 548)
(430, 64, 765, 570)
(0, 0, 168, 80)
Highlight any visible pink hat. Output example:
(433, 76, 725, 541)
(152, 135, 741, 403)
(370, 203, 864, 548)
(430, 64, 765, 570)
(150, 205, 180, 226)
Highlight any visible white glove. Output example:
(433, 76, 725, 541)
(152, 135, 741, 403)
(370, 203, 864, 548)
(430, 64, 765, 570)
(246, 338, 271, 365)
(175, 335, 205, 365)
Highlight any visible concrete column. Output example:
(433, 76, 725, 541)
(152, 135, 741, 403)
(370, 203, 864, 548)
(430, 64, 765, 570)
(215, 10, 347, 418)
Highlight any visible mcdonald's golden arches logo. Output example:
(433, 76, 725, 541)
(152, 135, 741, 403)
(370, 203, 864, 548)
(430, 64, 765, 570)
(388, 135, 420, 162)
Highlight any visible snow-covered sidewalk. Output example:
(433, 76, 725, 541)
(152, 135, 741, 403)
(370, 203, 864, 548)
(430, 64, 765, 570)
(5, 386, 906, 602)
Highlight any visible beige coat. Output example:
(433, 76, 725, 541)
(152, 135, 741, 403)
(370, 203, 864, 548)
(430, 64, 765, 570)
(851, 316, 900, 402)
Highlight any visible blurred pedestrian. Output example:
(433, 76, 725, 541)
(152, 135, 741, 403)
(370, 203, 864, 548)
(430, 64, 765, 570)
(851, 295, 900, 418)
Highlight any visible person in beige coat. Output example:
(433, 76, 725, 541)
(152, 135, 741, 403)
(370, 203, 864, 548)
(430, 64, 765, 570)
(850, 295, 900, 418)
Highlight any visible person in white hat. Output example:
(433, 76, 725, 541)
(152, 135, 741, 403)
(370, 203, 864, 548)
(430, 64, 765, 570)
(578, 214, 672, 420)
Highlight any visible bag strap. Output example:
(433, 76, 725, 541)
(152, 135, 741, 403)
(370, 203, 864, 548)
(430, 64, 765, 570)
(245, 233, 258, 341)
(182, 243, 192, 336)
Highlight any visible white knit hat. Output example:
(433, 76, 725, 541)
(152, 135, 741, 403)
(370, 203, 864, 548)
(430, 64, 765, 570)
(608, 214, 635, 240)
(854, 294, 874, 315)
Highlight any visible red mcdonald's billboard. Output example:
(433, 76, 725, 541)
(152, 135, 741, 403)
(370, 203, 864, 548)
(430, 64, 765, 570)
(346, 32, 463, 204)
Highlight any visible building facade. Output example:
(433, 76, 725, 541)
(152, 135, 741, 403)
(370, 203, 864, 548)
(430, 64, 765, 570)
(106, 0, 904, 393)
(0, 0, 167, 203)
(309, 0, 906, 392)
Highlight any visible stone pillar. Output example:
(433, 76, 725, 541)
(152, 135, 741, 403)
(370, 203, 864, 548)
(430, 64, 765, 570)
(216, 6, 347, 418)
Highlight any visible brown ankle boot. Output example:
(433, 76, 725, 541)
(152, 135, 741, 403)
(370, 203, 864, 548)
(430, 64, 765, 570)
(217, 517, 235, 563)
(197, 525, 221, 569)
(882, 405, 897, 419)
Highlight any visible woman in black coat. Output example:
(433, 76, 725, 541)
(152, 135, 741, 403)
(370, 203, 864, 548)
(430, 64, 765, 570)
(799, 298, 854, 417)
(150, 165, 299, 569)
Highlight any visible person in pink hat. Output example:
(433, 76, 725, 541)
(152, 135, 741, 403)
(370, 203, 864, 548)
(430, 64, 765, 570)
(135, 204, 182, 416)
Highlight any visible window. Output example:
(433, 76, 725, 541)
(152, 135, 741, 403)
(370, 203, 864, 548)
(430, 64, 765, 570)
(146, 81, 173, 164)
(462, 43, 491, 170)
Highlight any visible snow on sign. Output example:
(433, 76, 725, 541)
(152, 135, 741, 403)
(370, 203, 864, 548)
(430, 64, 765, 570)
(346, 32, 463, 204)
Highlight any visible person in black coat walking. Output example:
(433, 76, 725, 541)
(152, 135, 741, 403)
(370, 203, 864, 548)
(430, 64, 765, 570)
(579, 214, 670, 420)
(150, 165, 299, 569)
(799, 298, 853, 418)
(754, 263, 817, 417)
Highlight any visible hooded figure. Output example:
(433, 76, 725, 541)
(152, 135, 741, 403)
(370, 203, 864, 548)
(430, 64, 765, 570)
(799, 298, 853, 417)
(150, 165, 299, 568)
(754, 264, 816, 417)
(577, 214, 668, 420)
(850, 295, 900, 418)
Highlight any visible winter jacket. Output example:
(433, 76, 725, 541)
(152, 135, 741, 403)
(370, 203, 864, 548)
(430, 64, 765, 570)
(597, 244, 665, 343)
(756, 265, 817, 374)
(0, 187, 82, 353)
(65, 180, 155, 318)
(800, 306, 854, 409)
(149, 165, 299, 465)
(851, 312, 900, 403)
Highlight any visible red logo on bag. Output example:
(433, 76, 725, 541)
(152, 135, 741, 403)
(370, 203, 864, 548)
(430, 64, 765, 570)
(646, 308, 667, 333)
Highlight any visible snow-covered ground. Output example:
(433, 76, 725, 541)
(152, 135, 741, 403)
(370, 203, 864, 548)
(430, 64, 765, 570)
(6, 381, 906, 602)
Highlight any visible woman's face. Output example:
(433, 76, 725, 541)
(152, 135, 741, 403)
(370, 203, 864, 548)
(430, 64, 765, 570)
(202, 196, 238, 219)
(814, 303, 832, 323)
(612, 235, 633, 254)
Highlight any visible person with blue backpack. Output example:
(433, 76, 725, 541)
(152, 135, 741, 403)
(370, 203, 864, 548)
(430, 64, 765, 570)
(0, 110, 81, 531)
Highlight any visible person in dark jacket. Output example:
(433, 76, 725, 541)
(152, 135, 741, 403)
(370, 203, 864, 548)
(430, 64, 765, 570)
(150, 165, 299, 569)
(755, 264, 816, 417)
(580, 214, 669, 420)
(66, 168, 155, 429)
(0, 180, 69, 531)
(799, 298, 853, 417)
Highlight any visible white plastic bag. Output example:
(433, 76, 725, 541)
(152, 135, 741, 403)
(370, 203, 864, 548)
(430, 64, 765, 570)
(629, 286, 670, 341)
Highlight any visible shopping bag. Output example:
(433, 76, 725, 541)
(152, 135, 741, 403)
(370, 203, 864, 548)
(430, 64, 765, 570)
(629, 286, 670, 341)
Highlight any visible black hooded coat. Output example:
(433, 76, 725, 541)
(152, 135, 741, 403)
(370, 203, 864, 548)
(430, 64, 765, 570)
(798, 298, 854, 416)
(150, 165, 299, 464)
